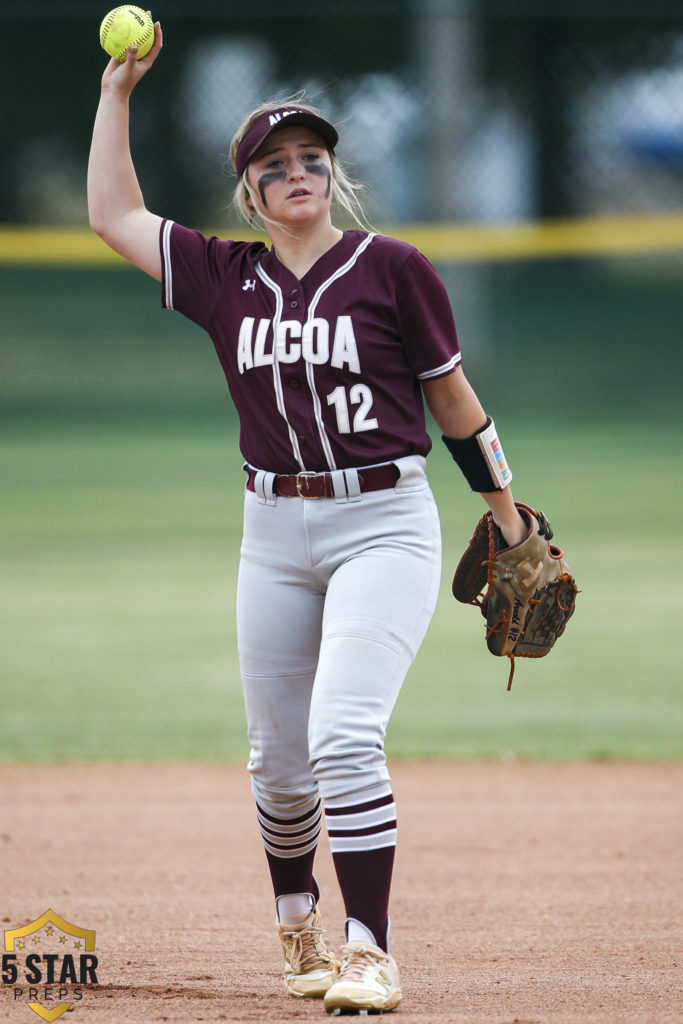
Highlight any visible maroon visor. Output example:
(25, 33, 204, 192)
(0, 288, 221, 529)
(234, 107, 339, 179)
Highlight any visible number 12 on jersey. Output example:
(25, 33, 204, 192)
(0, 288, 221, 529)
(327, 384, 378, 434)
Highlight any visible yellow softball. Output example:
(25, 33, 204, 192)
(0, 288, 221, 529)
(99, 6, 155, 62)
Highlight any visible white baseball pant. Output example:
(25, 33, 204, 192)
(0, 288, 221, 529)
(236, 455, 442, 820)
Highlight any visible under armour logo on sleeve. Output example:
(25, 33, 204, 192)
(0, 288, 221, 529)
(243, 279, 256, 292)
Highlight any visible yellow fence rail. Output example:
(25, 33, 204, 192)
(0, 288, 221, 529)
(1, 213, 683, 266)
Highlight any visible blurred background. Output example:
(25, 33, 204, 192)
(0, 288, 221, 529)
(2, 0, 682, 422)
(5, 0, 683, 226)
(1, 0, 681, 761)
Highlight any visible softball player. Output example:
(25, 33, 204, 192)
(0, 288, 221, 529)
(88, 22, 526, 1016)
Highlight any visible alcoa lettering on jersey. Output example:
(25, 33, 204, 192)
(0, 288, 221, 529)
(237, 315, 361, 375)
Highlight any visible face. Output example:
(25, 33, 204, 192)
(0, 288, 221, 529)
(245, 126, 334, 227)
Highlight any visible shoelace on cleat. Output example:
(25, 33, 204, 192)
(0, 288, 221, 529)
(281, 922, 336, 973)
(337, 943, 391, 985)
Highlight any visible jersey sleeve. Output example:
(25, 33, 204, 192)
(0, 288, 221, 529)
(395, 249, 462, 380)
(160, 219, 230, 331)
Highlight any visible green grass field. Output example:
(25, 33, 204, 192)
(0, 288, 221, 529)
(2, 418, 680, 763)
(2, 258, 680, 762)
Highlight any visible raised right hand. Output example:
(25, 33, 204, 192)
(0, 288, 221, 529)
(101, 17, 163, 96)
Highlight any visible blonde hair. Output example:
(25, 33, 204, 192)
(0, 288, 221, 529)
(229, 95, 370, 232)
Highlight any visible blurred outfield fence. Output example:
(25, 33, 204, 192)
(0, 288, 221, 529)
(1, 0, 682, 423)
(3, 0, 683, 227)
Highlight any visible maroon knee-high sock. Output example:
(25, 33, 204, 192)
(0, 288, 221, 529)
(331, 846, 395, 952)
(325, 787, 397, 952)
(256, 799, 321, 898)
(265, 847, 318, 900)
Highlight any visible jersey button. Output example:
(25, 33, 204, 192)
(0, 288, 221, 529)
(290, 300, 298, 308)
(288, 378, 301, 389)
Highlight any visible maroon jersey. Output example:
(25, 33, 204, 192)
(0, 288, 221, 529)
(160, 224, 461, 473)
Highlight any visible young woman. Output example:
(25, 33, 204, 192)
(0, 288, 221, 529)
(88, 21, 526, 1016)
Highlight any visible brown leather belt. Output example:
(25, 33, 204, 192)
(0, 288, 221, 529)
(246, 463, 401, 499)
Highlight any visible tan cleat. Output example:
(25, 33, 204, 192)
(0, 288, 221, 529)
(323, 940, 402, 1015)
(278, 906, 340, 998)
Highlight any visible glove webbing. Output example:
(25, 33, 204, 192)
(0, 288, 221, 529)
(475, 517, 519, 690)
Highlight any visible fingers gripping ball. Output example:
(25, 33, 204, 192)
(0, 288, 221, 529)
(100, 6, 155, 62)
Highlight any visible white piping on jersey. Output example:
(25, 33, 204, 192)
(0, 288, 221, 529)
(162, 220, 300, 460)
(304, 360, 334, 468)
(164, 230, 460, 463)
(417, 352, 462, 380)
(161, 220, 174, 310)
(255, 232, 377, 472)
(302, 232, 377, 470)
(254, 261, 307, 470)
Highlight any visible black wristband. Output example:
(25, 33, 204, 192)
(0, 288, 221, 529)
(442, 416, 512, 492)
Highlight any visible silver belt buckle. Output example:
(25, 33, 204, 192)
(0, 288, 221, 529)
(296, 471, 321, 498)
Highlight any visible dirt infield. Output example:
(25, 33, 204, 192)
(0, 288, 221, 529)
(1, 762, 681, 1024)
